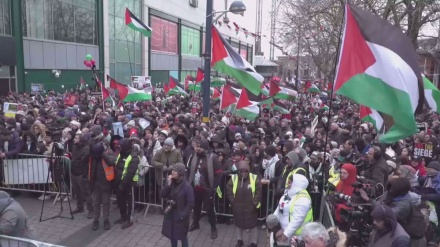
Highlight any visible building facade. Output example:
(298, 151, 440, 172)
(1, 0, 255, 94)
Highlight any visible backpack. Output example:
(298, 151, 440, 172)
(403, 204, 428, 239)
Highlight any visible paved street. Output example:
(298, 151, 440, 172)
(14, 193, 268, 247)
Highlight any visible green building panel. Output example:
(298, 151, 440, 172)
(24, 70, 95, 92)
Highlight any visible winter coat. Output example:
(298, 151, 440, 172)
(70, 141, 90, 176)
(368, 223, 410, 247)
(273, 174, 311, 239)
(161, 178, 194, 241)
(0, 132, 23, 158)
(226, 163, 262, 229)
(364, 157, 389, 187)
(114, 149, 140, 188)
(151, 148, 183, 186)
(0, 191, 36, 239)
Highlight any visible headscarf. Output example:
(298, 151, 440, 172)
(336, 163, 357, 196)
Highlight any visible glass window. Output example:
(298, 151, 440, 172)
(151, 16, 178, 54)
(1, 0, 10, 35)
(109, 0, 142, 82)
(22, 0, 97, 45)
(181, 26, 200, 56)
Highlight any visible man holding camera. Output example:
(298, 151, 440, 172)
(161, 163, 194, 247)
(363, 146, 389, 190)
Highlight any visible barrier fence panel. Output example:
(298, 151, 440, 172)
(1, 154, 71, 197)
(319, 190, 335, 229)
(0, 234, 64, 247)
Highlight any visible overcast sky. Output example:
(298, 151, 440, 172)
(212, 1, 440, 61)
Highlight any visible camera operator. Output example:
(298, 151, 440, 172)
(363, 146, 388, 189)
(161, 162, 194, 247)
(332, 163, 357, 227)
(369, 204, 410, 247)
(359, 177, 427, 246)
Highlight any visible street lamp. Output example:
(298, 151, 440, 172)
(201, 0, 246, 123)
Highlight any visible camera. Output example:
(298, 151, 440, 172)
(340, 203, 372, 246)
(334, 192, 351, 201)
(164, 200, 176, 215)
(53, 142, 65, 156)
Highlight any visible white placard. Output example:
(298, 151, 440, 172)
(132, 76, 152, 92)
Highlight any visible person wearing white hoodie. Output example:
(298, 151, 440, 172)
(273, 174, 313, 244)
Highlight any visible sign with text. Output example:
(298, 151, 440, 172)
(417, 122, 427, 132)
(413, 142, 433, 158)
(132, 76, 152, 92)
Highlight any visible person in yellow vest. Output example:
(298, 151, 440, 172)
(273, 174, 312, 244)
(226, 161, 262, 247)
(113, 138, 140, 229)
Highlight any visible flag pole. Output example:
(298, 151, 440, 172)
(322, 1, 346, 184)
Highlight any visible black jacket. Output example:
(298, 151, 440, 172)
(71, 142, 90, 176)
(115, 150, 140, 188)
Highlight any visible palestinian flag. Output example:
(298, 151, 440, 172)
(273, 100, 290, 114)
(320, 103, 329, 111)
(211, 87, 221, 99)
(211, 26, 263, 95)
(304, 81, 312, 92)
(168, 76, 189, 96)
(260, 83, 270, 96)
(125, 8, 151, 37)
(163, 83, 170, 94)
(96, 77, 113, 105)
(235, 89, 260, 120)
(423, 75, 440, 113)
(334, 3, 423, 143)
(116, 83, 152, 102)
(307, 84, 320, 93)
(211, 77, 226, 87)
(184, 75, 195, 90)
(270, 81, 297, 100)
(79, 76, 85, 90)
(220, 85, 240, 109)
(188, 81, 201, 91)
(107, 75, 121, 89)
(196, 68, 204, 83)
(360, 105, 384, 131)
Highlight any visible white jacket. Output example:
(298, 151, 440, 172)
(273, 174, 311, 239)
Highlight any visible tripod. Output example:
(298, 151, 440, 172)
(39, 144, 74, 222)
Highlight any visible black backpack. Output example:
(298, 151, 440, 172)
(403, 204, 428, 239)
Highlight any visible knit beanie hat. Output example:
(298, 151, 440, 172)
(172, 162, 186, 176)
(164, 137, 174, 147)
(370, 204, 397, 233)
(428, 161, 440, 171)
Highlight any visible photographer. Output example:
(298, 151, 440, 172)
(333, 163, 357, 226)
(161, 163, 194, 247)
(369, 204, 410, 247)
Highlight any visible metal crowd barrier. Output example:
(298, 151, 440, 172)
(319, 190, 335, 229)
(0, 154, 72, 199)
(0, 154, 279, 220)
(0, 235, 64, 247)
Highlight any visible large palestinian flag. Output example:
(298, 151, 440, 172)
(168, 76, 189, 96)
(334, 3, 424, 143)
(211, 26, 263, 95)
(220, 85, 240, 110)
(423, 75, 440, 113)
(125, 8, 151, 37)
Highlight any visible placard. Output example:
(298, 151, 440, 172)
(413, 142, 433, 158)
(417, 122, 427, 132)
(132, 76, 152, 92)
(31, 83, 44, 92)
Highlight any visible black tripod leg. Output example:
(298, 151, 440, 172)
(61, 174, 74, 219)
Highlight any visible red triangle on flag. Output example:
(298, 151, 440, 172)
(304, 80, 312, 92)
(236, 90, 251, 109)
(220, 86, 237, 109)
(107, 75, 120, 90)
(212, 88, 220, 99)
(334, 5, 375, 91)
(360, 105, 372, 119)
(196, 68, 204, 83)
(96, 77, 110, 100)
(164, 83, 170, 94)
(269, 80, 281, 96)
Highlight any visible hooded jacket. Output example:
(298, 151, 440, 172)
(274, 174, 311, 239)
(115, 139, 140, 187)
(71, 134, 90, 176)
(0, 191, 35, 239)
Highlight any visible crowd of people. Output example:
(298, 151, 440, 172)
(0, 81, 439, 247)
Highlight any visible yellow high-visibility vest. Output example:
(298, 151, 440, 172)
(231, 173, 260, 208)
(289, 190, 313, 235)
(285, 167, 307, 188)
(117, 154, 139, 182)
